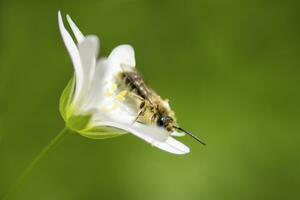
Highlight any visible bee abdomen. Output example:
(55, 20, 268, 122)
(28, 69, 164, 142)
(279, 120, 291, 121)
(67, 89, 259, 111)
(121, 71, 151, 99)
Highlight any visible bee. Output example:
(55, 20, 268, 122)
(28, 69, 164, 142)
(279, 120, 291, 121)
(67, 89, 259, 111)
(118, 66, 205, 145)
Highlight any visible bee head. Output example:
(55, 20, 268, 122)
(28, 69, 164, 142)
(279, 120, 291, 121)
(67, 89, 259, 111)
(157, 113, 206, 145)
(157, 115, 175, 131)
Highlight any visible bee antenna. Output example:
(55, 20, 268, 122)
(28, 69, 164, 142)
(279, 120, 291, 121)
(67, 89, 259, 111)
(173, 126, 206, 145)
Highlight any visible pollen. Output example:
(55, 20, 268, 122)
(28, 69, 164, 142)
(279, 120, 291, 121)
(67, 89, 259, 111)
(100, 106, 109, 112)
(105, 83, 118, 97)
(111, 103, 118, 110)
(116, 90, 128, 101)
(105, 90, 114, 96)
(111, 83, 117, 92)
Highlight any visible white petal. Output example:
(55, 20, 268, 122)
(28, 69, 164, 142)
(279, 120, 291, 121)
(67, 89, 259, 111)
(83, 45, 136, 111)
(128, 123, 170, 142)
(95, 119, 189, 154)
(100, 121, 168, 142)
(152, 137, 190, 154)
(94, 45, 136, 91)
(75, 36, 99, 110)
(77, 36, 99, 84)
(58, 11, 83, 105)
(171, 131, 186, 137)
(80, 58, 109, 110)
(66, 14, 85, 43)
(108, 44, 136, 67)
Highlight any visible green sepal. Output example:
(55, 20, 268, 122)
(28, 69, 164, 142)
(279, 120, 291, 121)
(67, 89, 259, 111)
(59, 77, 75, 121)
(78, 126, 127, 139)
(66, 114, 92, 131)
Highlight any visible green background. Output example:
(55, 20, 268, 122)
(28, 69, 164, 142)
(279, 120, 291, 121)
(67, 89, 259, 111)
(0, 0, 299, 199)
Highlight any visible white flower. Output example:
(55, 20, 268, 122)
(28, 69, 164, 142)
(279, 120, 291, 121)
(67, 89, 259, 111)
(58, 11, 190, 154)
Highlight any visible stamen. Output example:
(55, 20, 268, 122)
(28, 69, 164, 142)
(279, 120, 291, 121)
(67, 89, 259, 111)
(116, 90, 128, 101)
(111, 103, 118, 110)
(111, 83, 117, 92)
(105, 83, 118, 97)
(100, 106, 109, 112)
(105, 90, 114, 96)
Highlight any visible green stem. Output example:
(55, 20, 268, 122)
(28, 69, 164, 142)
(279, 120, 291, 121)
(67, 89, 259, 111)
(2, 127, 71, 200)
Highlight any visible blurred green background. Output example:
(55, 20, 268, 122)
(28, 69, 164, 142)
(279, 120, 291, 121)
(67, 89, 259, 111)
(0, 0, 299, 199)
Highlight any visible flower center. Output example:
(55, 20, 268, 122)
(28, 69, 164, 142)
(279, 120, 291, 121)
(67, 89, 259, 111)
(100, 83, 128, 113)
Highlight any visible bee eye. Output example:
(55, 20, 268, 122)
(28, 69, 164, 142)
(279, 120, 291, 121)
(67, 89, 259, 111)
(157, 115, 173, 127)
(157, 116, 165, 127)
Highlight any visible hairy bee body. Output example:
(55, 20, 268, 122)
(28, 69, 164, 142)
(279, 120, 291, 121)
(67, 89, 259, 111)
(119, 70, 176, 131)
(121, 71, 153, 101)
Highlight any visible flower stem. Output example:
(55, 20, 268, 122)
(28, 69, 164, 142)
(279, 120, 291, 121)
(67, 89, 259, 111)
(2, 126, 71, 200)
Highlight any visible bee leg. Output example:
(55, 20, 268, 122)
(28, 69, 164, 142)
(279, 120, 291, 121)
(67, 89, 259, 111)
(127, 91, 144, 101)
(151, 113, 157, 122)
(140, 101, 145, 109)
(131, 107, 146, 125)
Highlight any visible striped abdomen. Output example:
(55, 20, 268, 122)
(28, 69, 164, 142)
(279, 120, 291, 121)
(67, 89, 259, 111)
(121, 71, 153, 101)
